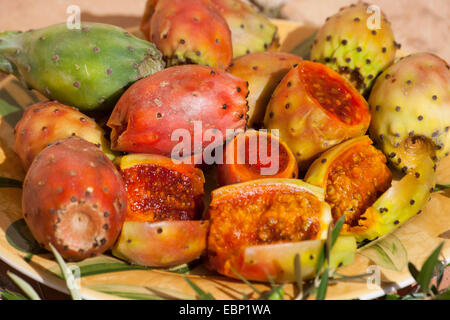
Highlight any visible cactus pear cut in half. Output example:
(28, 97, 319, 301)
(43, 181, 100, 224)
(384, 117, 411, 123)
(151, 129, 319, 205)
(116, 153, 205, 222)
(107, 65, 248, 157)
(206, 178, 336, 281)
(217, 129, 298, 186)
(264, 61, 371, 172)
(305, 135, 435, 242)
(112, 153, 207, 267)
(228, 52, 302, 128)
(141, 0, 232, 69)
(310, 2, 397, 94)
(0, 23, 164, 111)
(14, 101, 114, 170)
(368, 53, 450, 172)
(22, 137, 127, 261)
(211, 0, 279, 58)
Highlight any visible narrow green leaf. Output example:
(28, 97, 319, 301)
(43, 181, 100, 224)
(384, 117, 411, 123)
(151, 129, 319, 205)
(408, 262, 420, 282)
(316, 267, 329, 300)
(293, 253, 303, 300)
(384, 294, 401, 300)
(433, 184, 450, 192)
(0, 288, 29, 300)
(316, 215, 346, 274)
(331, 215, 346, 247)
(49, 243, 82, 300)
(184, 277, 215, 300)
(290, 32, 317, 60)
(265, 286, 285, 300)
(417, 242, 444, 294)
(6, 271, 41, 300)
(229, 265, 262, 295)
(434, 288, 450, 300)
(0, 177, 22, 188)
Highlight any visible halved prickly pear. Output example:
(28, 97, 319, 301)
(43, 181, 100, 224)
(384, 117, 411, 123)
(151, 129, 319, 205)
(211, 0, 279, 58)
(236, 236, 356, 282)
(305, 136, 436, 242)
(264, 61, 371, 172)
(22, 137, 127, 261)
(0, 23, 164, 111)
(14, 101, 114, 170)
(368, 53, 450, 172)
(311, 2, 397, 94)
(117, 153, 205, 222)
(206, 178, 332, 280)
(217, 129, 298, 186)
(141, 0, 233, 69)
(112, 220, 209, 267)
(228, 52, 302, 128)
(107, 65, 248, 157)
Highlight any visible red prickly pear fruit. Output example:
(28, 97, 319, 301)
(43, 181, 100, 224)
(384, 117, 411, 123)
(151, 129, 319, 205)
(14, 101, 114, 171)
(228, 52, 302, 128)
(22, 137, 127, 261)
(264, 61, 371, 172)
(140, 0, 233, 69)
(107, 65, 248, 158)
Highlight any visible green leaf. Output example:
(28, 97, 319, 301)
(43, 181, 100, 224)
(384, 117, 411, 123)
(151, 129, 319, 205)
(316, 267, 329, 300)
(408, 262, 420, 282)
(49, 243, 82, 300)
(358, 234, 408, 271)
(229, 265, 262, 295)
(293, 253, 303, 299)
(184, 277, 215, 300)
(290, 32, 317, 60)
(263, 286, 285, 300)
(432, 184, 450, 192)
(434, 288, 450, 300)
(6, 219, 47, 255)
(0, 177, 22, 188)
(417, 242, 444, 294)
(87, 283, 194, 300)
(6, 271, 41, 300)
(0, 289, 29, 300)
(316, 215, 346, 274)
(384, 294, 401, 300)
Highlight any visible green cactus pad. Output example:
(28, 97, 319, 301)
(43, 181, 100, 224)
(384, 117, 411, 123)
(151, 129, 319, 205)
(310, 3, 397, 94)
(0, 23, 164, 111)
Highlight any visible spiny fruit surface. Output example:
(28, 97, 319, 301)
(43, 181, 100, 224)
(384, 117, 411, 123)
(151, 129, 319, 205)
(107, 65, 248, 157)
(264, 61, 371, 172)
(211, 0, 279, 58)
(368, 52, 450, 172)
(0, 23, 164, 111)
(228, 52, 302, 128)
(14, 101, 114, 170)
(141, 0, 232, 69)
(22, 137, 127, 261)
(310, 2, 397, 94)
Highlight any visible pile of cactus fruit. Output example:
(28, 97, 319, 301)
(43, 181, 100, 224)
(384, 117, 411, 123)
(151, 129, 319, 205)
(0, 0, 448, 290)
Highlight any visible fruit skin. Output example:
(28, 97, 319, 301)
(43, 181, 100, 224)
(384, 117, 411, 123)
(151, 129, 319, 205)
(206, 178, 332, 280)
(116, 153, 205, 222)
(310, 2, 397, 94)
(217, 129, 298, 186)
(264, 61, 371, 172)
(210, 0, 279, 58)
(0, 23, 164, 111)
(14, 101, 114, 170)
(368, 53, 450, 172)
(107, 65, 248, 156)
(112, 220, 209, 267)
(141, 0, 232, 69)
(305, 136, 436, 242)
(22, 137, 127, 261)
(228, 52, 302, 128)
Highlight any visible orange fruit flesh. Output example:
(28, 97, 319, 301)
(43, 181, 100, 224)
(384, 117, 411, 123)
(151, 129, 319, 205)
(326, 143, 392, 227)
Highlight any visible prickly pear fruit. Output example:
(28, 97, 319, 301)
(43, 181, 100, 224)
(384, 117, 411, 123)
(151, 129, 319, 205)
(141, 0, 232, 69)
(305, 136, 435, 242)
(0, 23, 164, 111)
(22, 137, 127, 261)
(14, 101, 114, 170)
(217, 129, 298, 186)
(264, 61, 371, 172)
(228, 52, 302, 128)
(368, 53, 450, 172)
(310, 2, 397, 94)
(211, 0, 279, 58)
(206, 178, 334, 281)
(116, 153, 205, 222)
(107, 65, 248, 157)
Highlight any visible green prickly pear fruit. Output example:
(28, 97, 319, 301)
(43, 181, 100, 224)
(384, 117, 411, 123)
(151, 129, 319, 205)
(368, 52, 450, 173)
(211, 0, 279, 58)
(0, 23, 164, 111)
(310, 2, 397, 95)
(141, 0, 233, 69)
